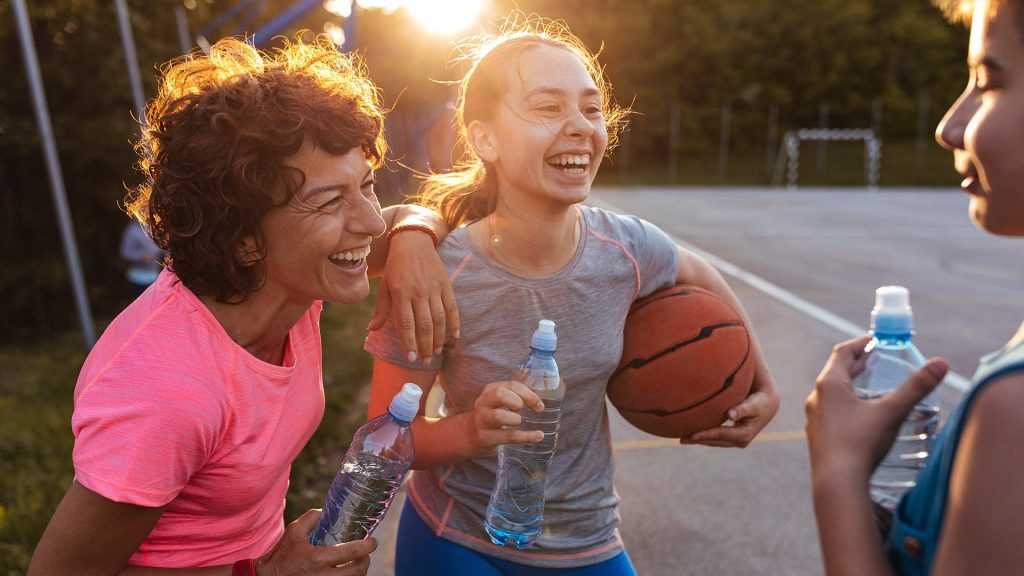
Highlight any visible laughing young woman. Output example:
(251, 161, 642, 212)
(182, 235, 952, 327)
(364, 18, 780, 576)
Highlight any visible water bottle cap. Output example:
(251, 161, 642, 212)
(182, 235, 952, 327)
(870, 285, 913, 336)
(530, 319, 557, 351)
(388, 383, 423, 422)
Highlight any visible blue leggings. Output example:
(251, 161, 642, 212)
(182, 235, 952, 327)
(394, 501, 637, 576)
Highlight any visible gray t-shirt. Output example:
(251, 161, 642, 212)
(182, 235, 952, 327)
(365, 205, 679, 568)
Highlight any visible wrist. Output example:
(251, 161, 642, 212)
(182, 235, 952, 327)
(386, 223, 440, 250)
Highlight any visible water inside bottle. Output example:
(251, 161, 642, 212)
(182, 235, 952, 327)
(309, 452, 407, 546)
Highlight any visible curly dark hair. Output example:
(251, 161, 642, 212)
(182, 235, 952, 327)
(126, 36, 386, 302)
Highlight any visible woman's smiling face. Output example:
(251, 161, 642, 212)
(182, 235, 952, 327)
(256, 144, 386, 307)
(471, 43, 608, 211)
(936, 0, 1024, 236)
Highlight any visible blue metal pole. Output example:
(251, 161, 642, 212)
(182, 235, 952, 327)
(199, 0, 262, 38)
(251, 0, 323, 47)
(11, 0, 96, 348)
(341, 0, 358, 53)
(114, 0, 146, 124)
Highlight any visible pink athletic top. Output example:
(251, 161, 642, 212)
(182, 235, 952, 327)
(72, 270, 324, 567)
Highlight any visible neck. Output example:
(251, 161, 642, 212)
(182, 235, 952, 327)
(198, 291, 309, 365)
(475, 202, 581, 276)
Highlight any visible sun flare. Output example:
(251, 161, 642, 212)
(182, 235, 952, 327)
(403, 0, 484, 36)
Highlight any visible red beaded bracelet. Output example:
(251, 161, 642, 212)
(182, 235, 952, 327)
(385, 223, 440, 249)
(231, 557, 256, 576)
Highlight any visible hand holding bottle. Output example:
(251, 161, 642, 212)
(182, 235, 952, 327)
(466, 380, 546, 456)
(256, 509, 377, 575)
(805, 336, 948, 487)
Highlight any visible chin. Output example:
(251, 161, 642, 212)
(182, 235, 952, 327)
(971, 206, 1024, 237)
(329, 284, 371, 305)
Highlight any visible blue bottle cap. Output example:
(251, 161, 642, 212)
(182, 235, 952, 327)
(388, 383, 423, 422)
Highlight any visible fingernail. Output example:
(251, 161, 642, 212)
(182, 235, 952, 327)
(407, 351, 417, 363)
(727, 409, 738, 421)
(455, 330, 461, 339)
(535, 432, 544, 442)
(422, 356, 433, 366)
(925, 361, 947, 379)
(434, 347, 443, 356)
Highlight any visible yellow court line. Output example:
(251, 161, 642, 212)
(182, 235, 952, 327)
(612, 429, 806, 451)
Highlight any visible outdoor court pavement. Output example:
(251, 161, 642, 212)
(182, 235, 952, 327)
(366, 186, 1024, 576)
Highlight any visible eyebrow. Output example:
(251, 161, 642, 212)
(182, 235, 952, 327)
(301, 166, 374, 200)
(525, 87, 601, 99)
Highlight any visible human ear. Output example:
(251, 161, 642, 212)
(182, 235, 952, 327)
(467, 119, 499, 163)
(236, 235, 262, 267)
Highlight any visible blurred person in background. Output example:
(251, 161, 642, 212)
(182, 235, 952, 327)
(119, 220, 163, 299)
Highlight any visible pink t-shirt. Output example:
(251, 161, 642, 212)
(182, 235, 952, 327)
(72, 270, 324, 567)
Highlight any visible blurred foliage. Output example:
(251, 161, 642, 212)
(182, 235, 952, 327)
(0, 0, 968, 341)
(0, 281, 378, 574)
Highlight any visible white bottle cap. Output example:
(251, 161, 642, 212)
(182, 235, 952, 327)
(870, 285, 913, 336)
(531, 319, 557, 351)
(388, 383, 423, 422)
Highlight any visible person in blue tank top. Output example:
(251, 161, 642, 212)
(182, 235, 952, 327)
(805, 0, 1024, 574)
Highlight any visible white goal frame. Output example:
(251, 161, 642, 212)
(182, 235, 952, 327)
(772, 129, 881, 190)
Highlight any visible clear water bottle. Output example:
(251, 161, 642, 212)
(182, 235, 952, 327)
(852, 286, 940, 511)
(309, 383, 422, 546)
(484, 319, 565, 549)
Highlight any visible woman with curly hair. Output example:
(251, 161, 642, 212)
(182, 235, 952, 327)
(28, 37, 456, 576)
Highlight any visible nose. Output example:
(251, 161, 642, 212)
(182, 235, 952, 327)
(564, 108, 595, 139)
(936, 85, 978, 151)
(350, 190, 386, 238)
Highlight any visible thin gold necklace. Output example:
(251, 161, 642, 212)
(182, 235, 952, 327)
(486, 207, 581, 275)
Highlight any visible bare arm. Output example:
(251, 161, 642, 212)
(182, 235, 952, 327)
(672, 246, 780, 447)
(934, 373, 1024, 575)
(29, 481, 165, 576)
(366, 205, 458, 365)
(29, 482, 376, 576)
(370, 359, 543, 470)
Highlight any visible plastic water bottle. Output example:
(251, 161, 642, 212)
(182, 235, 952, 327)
(852, 286, 940, 511)
(484, 319, 565, 549)
(309, 383, 422, 546)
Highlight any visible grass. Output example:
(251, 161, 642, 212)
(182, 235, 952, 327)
(0, 282, 381, 574)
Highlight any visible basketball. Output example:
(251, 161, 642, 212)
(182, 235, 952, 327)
(608, 284, 755, 438)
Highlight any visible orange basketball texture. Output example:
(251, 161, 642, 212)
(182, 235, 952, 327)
(608, 284, 754, 438)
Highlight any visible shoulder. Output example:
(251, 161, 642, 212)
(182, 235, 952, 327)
(581, 205, 671, 246)
(934, 371, 1024, 569)
(949, 370, 1024, 494)
(76, 279, 234, 408)
(965, 371, 1024, 439)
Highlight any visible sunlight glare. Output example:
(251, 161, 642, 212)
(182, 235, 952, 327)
(404, 0, 484, 36)
(324, 0, 353, 18)
(357, 0, 406, 12)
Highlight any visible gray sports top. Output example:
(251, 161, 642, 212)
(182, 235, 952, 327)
(365, 205, 679, 568)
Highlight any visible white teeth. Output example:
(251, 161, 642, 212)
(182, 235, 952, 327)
(330, 245, 371, 262)
(548, 153, 590, 168)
